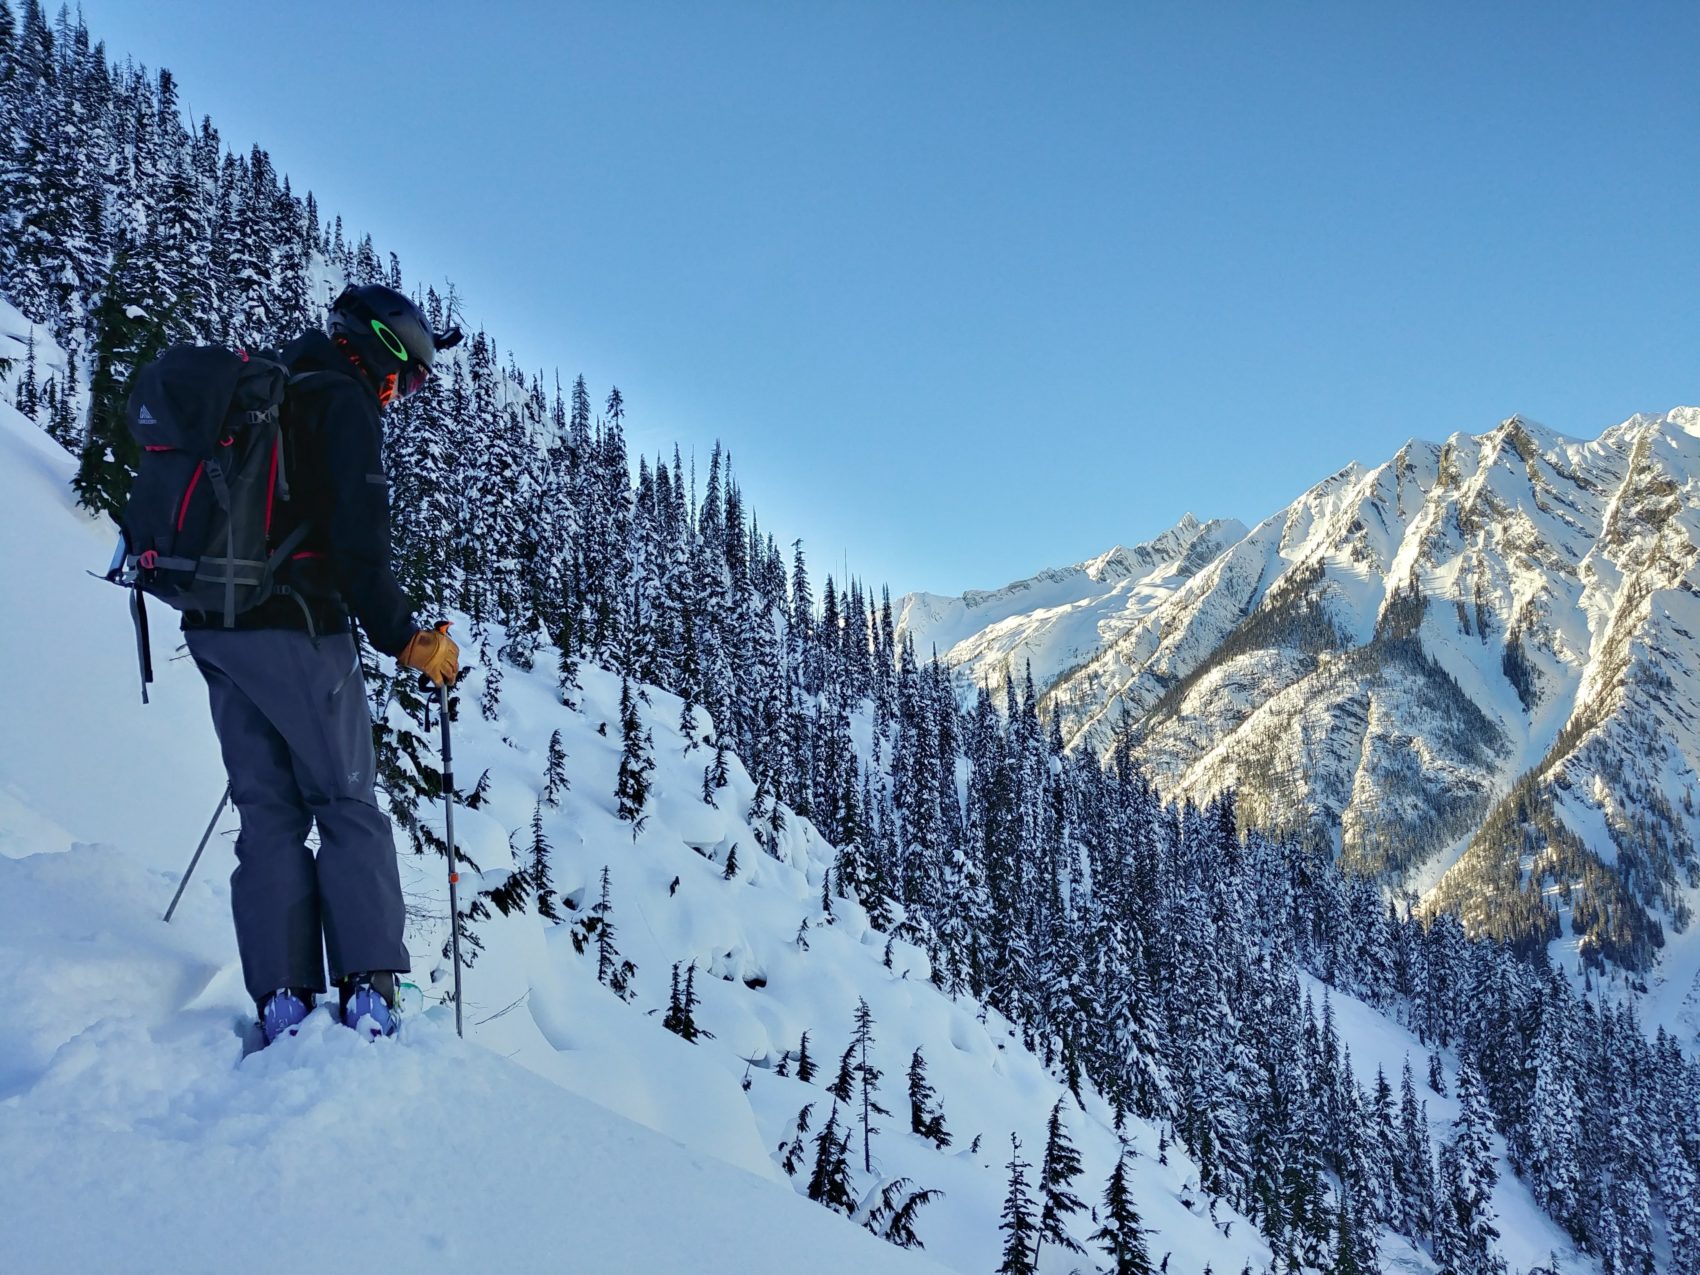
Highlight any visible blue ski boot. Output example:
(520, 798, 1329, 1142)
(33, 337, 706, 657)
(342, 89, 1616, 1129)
(259, 988, 314, 1045)
(340, 972, 399, 1039)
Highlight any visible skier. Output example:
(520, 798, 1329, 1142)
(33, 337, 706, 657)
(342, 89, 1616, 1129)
(184, 284, 461, 1044)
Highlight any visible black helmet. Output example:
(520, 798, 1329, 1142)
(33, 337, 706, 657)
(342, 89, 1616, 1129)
(328, 284, 462, 405)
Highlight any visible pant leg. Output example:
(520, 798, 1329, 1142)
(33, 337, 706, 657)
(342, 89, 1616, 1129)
(188, 629, 411, 987)
(189, 638, 324, 1002)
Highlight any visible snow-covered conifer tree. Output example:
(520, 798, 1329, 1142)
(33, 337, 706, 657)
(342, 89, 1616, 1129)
(1035, 1097, 1086, 1260)
(996, 1133, 1039, 1275)
(1090, 1142, 1154, 1275)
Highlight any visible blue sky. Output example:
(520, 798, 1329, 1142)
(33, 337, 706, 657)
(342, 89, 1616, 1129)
(83, 1, 1698, 597)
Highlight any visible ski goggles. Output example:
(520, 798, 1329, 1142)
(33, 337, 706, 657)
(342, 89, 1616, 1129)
(397, 358, 432, 401)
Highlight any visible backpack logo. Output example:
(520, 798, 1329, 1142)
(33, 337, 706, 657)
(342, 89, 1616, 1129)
(138, 404, 157, 426)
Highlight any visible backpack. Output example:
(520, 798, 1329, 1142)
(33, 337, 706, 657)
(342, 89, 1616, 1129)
(112, 344, 332, 699)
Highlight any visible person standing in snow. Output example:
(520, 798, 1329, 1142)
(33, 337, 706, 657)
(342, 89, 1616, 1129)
(184, 284, 461, 1045)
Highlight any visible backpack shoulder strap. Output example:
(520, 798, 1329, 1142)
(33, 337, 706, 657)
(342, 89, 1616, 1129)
(286, 369, 351, 396)
(274, 370, 353, 503)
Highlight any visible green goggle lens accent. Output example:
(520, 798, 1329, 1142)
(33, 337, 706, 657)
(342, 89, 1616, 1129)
(370, 318, 409, 361)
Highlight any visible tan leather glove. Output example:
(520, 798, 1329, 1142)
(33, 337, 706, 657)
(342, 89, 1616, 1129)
(399, 622, 460, 687)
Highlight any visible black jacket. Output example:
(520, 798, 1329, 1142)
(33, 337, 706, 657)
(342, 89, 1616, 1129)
(182, 332, 416, 655)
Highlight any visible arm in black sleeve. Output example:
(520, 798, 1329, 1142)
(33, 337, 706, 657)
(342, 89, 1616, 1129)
(317, 384, 417, 656)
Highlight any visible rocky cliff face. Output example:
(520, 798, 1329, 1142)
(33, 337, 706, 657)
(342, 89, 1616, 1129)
(909, 410, 1700, 1013)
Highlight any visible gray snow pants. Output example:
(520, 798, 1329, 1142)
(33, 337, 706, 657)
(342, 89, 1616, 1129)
(186, 628, 410, 1004)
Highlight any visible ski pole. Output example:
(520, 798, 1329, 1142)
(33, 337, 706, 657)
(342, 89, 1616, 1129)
(438, 676, 465, 1038)
(163, 782, 232, 923)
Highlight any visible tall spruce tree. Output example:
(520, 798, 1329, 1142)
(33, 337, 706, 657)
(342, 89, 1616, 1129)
(997, 1133, 1039, 1275)
(1035, 1097, 1087, 1259)
(849, 997, 890, 1174)
(589, 866, 634, 1000)
(1091, 1142, 1155, 1275)
(906, 1047, 952, 1149)
(615, 674, 654, 834)
(528, 800, 558, 921)
(542, 729, 569, 807)
(1438, 1062, 1503, 1275)
(806, 1102, 856, 1216)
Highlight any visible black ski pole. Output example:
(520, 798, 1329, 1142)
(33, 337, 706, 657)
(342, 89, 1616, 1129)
(438, 677, 465, 1038)
(163, 782, 232, 923)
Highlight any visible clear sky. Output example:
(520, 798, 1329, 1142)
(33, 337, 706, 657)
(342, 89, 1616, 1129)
(81, 1, 1698, 598)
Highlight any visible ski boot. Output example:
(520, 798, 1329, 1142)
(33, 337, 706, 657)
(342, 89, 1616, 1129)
(339, 972, 399, 1039)
(259, 988, 315, 1045)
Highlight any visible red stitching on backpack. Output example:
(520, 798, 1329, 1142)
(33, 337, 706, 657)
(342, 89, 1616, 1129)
(265, 438, 279, 536)
(176, 462, 204, 531)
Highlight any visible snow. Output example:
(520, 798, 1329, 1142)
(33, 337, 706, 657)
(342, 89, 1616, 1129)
(0, 869, 957, 1275)
(917, 401, 1700, 1054)
(1, 332, 1656, 1271)
(0, 392, 230, 863)
(1300, 975, 1595, 1275)
(0, 400, 1272, 1273)
(897, 514, 1246, 700)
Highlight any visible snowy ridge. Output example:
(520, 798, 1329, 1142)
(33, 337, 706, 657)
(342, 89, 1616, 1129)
(896, 514, 1247, 698)
(920, 409, 1700, 1026)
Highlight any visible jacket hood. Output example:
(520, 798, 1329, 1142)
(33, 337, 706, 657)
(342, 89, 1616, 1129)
(280, 330, 376, 399)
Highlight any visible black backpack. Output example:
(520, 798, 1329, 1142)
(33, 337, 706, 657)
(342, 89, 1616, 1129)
(112, 344, 332, 698)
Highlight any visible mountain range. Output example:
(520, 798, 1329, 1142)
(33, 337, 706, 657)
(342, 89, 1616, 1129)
(902, 409, 1700, 1032)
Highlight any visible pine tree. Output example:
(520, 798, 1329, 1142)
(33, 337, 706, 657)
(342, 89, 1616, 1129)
(780, 1102, 813, 1177)
(678, 962, 709, 1039)
(1397, 1059, 1434, 1240)
(1091, 1142, 1155, 1275)
(806, 1102, 857, 1215)
(477, 629, 503, 721)
(482, 829, 532, 915)
(678, 601, 702, 749)
(615, 674, 654, 835)
(1330, 1188, 1368, 1275)
(861, 1176, 941, 1251)
(542, 729, 569, 807)
(997, 1133, 1039, 1275)
(1439, 1062, 1502, 1275)
(590, 866, 634, 1000)
(75, 246, 166, 514)
(796, 1030, 818, 1084)
(1036, 1097, 1087, 1259)
(14, 328, 39, 419)
(722, 843, 739, 880)
(529, 800, 558, 920)
(906, 1047, 952, 1149)
(555, 640, 580, 709)
(828, 1041, 856, 1106)
(849, 997, 890, 1174)
(662, 962, 694, 1040)
(1428, 1050, 1447, 1096)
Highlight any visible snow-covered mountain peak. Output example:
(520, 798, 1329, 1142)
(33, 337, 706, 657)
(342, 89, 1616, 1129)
(897, 513, 1246, 696)
(920, 405, 1700, 1027)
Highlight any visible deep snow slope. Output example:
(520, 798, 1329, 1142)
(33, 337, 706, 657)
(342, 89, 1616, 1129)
(0, 390, 1276, 1272)
(916, 409, 1700, 1026)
